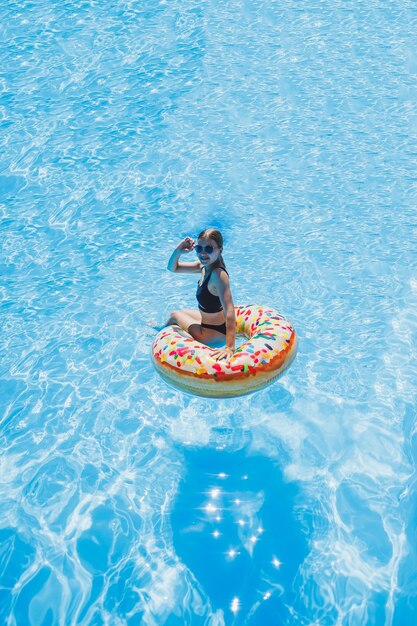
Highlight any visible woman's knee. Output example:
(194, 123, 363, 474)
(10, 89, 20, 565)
(168, 310, 188, 326)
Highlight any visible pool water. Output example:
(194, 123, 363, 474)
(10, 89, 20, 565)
(1, 0, 416, 624)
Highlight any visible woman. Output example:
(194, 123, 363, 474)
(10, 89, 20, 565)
(166, 228, 236, 361)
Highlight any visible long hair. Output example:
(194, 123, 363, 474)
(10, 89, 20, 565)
(198, 228, 226, 270)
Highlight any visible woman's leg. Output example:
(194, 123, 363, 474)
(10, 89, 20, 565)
(166, 309, 201, 328)
(167, 309, 225, 347)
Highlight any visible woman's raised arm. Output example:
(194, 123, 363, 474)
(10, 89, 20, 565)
(167, 237, 201, 273)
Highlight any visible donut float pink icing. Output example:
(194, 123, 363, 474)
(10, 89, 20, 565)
(151, 305, 298, 398)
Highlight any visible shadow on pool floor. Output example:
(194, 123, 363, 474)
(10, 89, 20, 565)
(171, 447, 308, 625)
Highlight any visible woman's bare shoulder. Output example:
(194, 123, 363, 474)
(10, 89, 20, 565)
(213, 267, 230, 282)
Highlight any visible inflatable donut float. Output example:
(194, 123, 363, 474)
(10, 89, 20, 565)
(151, 305, 297, 398)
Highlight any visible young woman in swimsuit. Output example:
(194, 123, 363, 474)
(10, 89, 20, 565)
(166, 228, 236, 361)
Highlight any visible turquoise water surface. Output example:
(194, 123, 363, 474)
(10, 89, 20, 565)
(1, 1, 417, 624)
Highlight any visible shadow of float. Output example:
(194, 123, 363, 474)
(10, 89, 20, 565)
(171, 447, 308, 625)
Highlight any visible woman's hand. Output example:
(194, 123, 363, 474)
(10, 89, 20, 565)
(177, 237, 195, 253)
(211, 346, 234, 361)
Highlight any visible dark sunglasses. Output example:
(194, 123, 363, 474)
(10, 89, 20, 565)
(195, 244, 216, 254)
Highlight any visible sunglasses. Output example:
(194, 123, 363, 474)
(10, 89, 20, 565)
(195, 245, 217, 254)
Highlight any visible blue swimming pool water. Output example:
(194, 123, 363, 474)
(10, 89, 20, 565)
(1, 0, 416, 624)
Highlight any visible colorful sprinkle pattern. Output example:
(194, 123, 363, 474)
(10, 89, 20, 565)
(152, 306, 296, 384)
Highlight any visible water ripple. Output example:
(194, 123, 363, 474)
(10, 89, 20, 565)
(1, 0, 416, 624)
